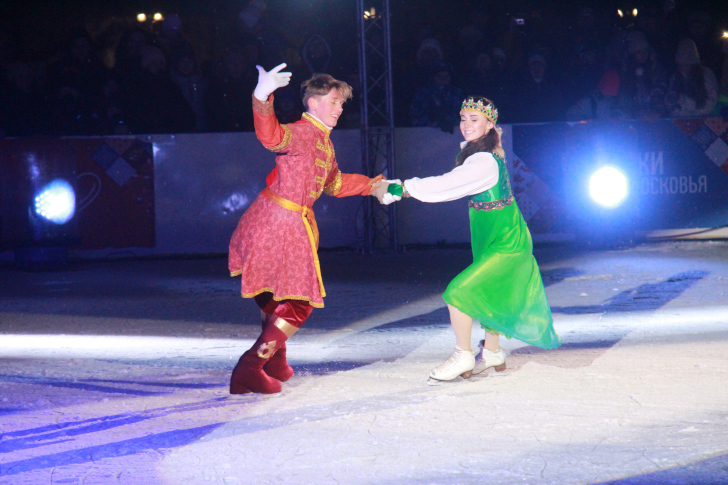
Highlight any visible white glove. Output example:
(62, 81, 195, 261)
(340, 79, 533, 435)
(381, 192, 401, 205)
(253, 63, 292, 101)
(372, 179, 402, 205)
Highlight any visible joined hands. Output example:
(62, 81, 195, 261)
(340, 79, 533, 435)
(371, 180, 402, 205)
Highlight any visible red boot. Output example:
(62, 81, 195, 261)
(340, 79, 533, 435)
(264, 341, 294, 382)
(261, 313, 294, 382)
(230, 325, 288, 394)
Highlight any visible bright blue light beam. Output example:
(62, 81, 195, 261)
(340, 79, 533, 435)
(34, 179, 76, 224)
(589, 166, 628, 208)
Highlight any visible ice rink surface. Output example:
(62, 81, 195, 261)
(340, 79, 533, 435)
(1, 241, 728, 484)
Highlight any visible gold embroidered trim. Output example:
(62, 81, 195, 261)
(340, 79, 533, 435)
(252, 94, 275, 116)
(323, 171, 343, 196)
(315, 158, 332, 170)
(309, 176, 326, 200)
(303, 113, 331, 137)
(273, 317, 299, 338)
(266, 125, 292, 152)
(257, 340, 277, 359)
(242, 287, 324, 308)
(230, 269, 243, 277)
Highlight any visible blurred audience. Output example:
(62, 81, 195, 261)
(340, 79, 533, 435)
(47, 27, 108, 135)
(409, 60, 464, 133)
(121, 45, 196, 134)
(510, 53, 565, 123)
(618, 31, 668, 121)
(205, 43, 257, 132)
(665, 38, 718, 117)
(2, 2, 728, 137)
(459, 49, 512, 120)
(169, 44, 208, 132)
(0, 62, 50, 136)
(566, 69, 625, 121)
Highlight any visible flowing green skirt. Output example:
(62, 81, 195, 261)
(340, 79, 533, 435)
(442, 202, 561, 349)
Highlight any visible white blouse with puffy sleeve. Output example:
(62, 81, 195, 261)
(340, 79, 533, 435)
(403, 151, 500, 203)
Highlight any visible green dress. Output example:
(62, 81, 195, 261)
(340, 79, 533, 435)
(442, 152, 561, 349)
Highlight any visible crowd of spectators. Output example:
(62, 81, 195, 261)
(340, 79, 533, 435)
(401, 2, 728, 130)
(0, 0, 727, 137)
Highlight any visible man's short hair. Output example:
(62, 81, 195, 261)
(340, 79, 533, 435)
(301, 74, 353, 108)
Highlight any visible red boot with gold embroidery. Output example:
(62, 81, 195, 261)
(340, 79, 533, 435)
(230, 324, 288, 394)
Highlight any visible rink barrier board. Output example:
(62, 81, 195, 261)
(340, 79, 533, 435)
(1, 117, 727, 260)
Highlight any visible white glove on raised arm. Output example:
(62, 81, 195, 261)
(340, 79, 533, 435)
(253, 63, 292, 101)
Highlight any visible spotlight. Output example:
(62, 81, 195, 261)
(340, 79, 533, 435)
(154, 13, 163, 21)
(34, 179, 76, 224)
(0, 140, 79, 269)
(632, 8, 638, 16)
(589, 166, 628, 208)
(137, 13, 147, 22)
(617, 9, 623, 17)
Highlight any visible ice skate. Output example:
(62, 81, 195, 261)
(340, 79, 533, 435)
(428, 346, 475, 382)
(472, 340, 506, 375)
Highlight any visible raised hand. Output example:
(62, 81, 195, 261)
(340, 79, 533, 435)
(253, 63, 293, 101)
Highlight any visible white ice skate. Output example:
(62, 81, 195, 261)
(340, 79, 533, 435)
(472, 340, 507, 375)
(428, 346, 475, 382)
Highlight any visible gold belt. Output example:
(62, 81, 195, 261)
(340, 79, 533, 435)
(264, 188, 326, 297)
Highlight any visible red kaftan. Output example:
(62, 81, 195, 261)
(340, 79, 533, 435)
(228, 95, 372, 308)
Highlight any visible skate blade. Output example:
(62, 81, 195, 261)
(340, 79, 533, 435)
(427, 377, 466, 386)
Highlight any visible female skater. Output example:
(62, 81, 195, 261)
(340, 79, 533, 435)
(372, 96, 561, 381)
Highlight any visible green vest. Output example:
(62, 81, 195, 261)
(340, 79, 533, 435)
(468, 152, 514, 211)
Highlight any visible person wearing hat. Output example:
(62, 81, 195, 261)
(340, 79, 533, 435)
(372, 96, 561, 382)
(619, 31, 668, 121)
(665, 38, 718, 117)
(565, 69, 625, 121)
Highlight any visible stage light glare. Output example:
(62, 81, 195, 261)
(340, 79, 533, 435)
(154, 13, 163, 21)
(589, 166, 628, 207)
(632, 8, 638, 16)
(34, 179, 76, 224)
(137, 13, 147, 22)
(617, 9, 624, 17)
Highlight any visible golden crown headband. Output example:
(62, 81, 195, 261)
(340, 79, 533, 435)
(460, 97, 498, 124)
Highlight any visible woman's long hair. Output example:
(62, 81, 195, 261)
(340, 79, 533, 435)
(455, 95, 500, 167)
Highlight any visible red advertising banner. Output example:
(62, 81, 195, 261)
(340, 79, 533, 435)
(0, 137, 155, 251)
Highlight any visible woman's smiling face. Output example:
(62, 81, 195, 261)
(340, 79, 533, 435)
(460, 110, 494, 142)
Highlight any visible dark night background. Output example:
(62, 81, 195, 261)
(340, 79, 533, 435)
(0, 0, 726, 136)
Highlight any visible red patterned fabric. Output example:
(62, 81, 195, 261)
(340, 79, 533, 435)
(229, 95, 373, 308)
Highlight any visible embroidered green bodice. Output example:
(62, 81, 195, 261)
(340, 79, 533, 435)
(468, 152, 514, 211)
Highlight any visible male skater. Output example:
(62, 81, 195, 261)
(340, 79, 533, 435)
(228, 63, 382, 394)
